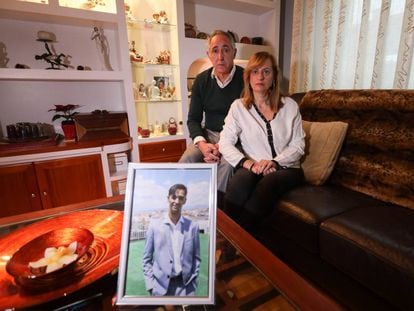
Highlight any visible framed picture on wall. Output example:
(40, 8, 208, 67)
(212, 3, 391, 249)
(116, 163, 217, 306)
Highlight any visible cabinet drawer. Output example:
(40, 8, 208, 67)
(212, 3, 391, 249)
(139, 139, 186, 162)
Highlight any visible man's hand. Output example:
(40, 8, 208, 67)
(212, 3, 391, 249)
(198, 141, 220, 163)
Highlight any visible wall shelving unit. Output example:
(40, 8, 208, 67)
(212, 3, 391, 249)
(0, 0, 136, 200)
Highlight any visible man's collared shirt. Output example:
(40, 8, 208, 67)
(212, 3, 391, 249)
(164, 214, 184, 277)
(211, 64, 236, 88)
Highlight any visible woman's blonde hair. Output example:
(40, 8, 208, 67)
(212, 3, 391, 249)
(241, 51, 282, 111)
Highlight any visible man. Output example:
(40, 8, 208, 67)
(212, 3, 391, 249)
(142, 184, 201, 296)
(179, 30, 244, 193)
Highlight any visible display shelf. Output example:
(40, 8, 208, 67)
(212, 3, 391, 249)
(131, 63, 179, 69)
(185, 0, 275, 14)
(0, 69, 125, 81)
(125, 0, 185, 157)
(109, 171, 127, 182)
(127, 20, 176, 31)
(135, 99, 182, 104)
(59, 0, 117, 14)
(0, 0, 138, 163)
(0, 0, 118, 27)
(138, 133, 184, 142)
(102, 141, 131, 196)
(182, 0, 279, 55)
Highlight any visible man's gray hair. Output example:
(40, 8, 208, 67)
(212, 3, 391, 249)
(207, 30, 236, 50)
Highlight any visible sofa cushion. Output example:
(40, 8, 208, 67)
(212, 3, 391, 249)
(301, 120, 348, 185)
(264, 185, 379, 254)
(320, 204, 414, 310)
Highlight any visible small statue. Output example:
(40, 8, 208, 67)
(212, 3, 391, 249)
(91, 26, 113, 70)
(0, 42, 9, 68)
(168, 117, 177, 135)
(124, 3, 136, 22)
(129, 41, 143, 62)
(83, 0, 106, 9)
(149, 80, 160, 99)
(165, 84, 176, 99)
(151, 10, 168, 24)
(156, 50, 170, 64)
(35, 31, 70, 70)
(158, 11, 168, 24)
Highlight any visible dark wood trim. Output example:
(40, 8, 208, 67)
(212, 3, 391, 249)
(217, 209, 345, 311)
(0, 136, 131, 158)
(0, 195, 124, 228)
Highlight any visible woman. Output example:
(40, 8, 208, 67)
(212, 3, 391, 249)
(219, 51, 305, 233)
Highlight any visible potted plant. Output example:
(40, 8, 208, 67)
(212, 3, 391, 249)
(48, 104, 80, 140)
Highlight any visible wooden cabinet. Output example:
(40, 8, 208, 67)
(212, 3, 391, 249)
(0, 154, 106, 217)
(138, 139, 186, 162)
(0, 163, 42, 217)
(35, 154, 106, 209)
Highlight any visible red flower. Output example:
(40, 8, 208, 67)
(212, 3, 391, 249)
(48, 104, 80, 122)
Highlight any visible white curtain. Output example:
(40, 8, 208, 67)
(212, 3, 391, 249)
(289, 0, 414, 92)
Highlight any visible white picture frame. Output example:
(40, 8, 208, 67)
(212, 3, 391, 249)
(116, 162, 217, 306)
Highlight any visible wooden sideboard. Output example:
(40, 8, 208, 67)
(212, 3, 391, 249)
(0, 137, 131, 217)
(138, 139, 186, 162)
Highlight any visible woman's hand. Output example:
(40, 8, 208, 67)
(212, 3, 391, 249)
(251, 160, 277, 175)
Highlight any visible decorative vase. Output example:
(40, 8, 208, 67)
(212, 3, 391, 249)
(168, 117, 177, 135)
(61, 120, 76, 141)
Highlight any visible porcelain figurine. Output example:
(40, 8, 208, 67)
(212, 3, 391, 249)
(91, 26, 113, 70)
(168, 117, 177, 135)
(35, 31, 70, 70)
(149, 80, 160, 99)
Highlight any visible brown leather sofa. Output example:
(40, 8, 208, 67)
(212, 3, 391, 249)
(259, 90, 414, 310)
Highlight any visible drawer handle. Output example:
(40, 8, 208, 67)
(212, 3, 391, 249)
(162, 148, 166, 152)
(31, 193, 36, 198)
(43, 191, 48, 196)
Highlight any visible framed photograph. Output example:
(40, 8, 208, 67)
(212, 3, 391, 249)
(154, 76, 169, 90)
(116, 163, 217, 306)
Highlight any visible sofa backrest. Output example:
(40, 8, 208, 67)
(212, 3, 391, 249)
(299, 89, 414, 210)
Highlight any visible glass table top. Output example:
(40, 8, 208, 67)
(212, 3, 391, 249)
(0, 198, 341, 310)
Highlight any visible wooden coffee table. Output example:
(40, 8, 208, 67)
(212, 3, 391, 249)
(0, 198, 344, 310)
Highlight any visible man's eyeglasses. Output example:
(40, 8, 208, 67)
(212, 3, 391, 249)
(171, 194, 186, 202)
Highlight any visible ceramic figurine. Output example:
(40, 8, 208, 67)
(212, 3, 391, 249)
(166, 84, 176, 99)
(124, 3, 136, 23)
(149, 80, 160, 99)
(158, 11, 168, 24)
(0, 42, 9, 68)
(129, 41, 143, 62)
(91, 26, 113, 70)
(35, 31, 69, 70)
(168, 117, 177, 135)
(83, 0, 106, 9)
(151, 10, 168, 24)
(156, 50, 170, 64)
